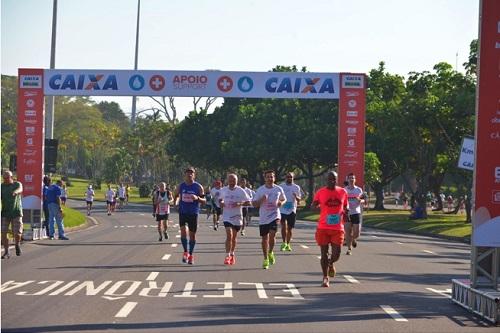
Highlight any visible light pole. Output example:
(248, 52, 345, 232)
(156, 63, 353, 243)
(131, 0, 141, 127)
(46, 0, 58, 139)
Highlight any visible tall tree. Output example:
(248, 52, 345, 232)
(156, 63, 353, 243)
(365, 62, 409, 210)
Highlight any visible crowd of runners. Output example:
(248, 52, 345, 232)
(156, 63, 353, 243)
(137, 167, 366, 287)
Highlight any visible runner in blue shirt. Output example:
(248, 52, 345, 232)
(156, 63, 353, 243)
(174, 167, 206, 265)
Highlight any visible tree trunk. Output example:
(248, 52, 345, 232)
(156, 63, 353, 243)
(305, 161, 314, 209)
(373, 182, 385, 210)
(465, 196, 472, 223)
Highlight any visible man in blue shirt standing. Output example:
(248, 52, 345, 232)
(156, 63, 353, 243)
(46, 179, 69, 240)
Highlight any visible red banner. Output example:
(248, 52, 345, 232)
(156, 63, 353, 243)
(472, 0, 500, 246)
(16, 68, 45, 210)
(338, 73, 366, 187)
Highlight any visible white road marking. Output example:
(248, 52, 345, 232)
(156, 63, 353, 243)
(171, 244, 178, 248)
(114, 226, 118, 228)
(343, 275, 360, 284)
(238, 282, 268, 299)
(115, 302, 137, 318)
(380, 305, 408, 322)
(139, 213, 145, 216)
(162, 254, 171, 261)
(371, 235, 379, 238)
(174, 282, 197, 298)
(395, 241, 404, 245)
(426, 288, 452, 298)
(102, 296, 125, 301)
(423, 250, 436, 255)
(300, 245, 309, 249)
(316, 256, 322, 260)
(175, 235, 181, 238)
(146, 272, 159, 281)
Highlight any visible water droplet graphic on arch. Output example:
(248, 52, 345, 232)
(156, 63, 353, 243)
(129, 75, 145, 91)
(132, 77, 142, 89)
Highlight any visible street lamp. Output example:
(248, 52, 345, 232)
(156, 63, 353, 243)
(131, 0, 141, 127)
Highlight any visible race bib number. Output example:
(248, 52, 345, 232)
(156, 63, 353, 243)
(283, 201, 293, 210)
(158, 203, 169, 214)
(182, 193, 194, 203)
(326, 214, 340, 225)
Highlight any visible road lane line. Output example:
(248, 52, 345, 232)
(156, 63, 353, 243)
(422, 250, 436, 255)
(139, 213, 145, 216)
(380, 305, 408, 322)
(162, 254, 171, 260)
(175, 235, 181, 238)
(371, 235, 379, 238)
(171, 244, 178, 248)
(426, 288, 451, 298)
(300, 245, 309, 249)
(115, 302, 137, 318)
(343, 275, 360, 284)
(395, 241, 404, 244)
(146, 272, 159, 281)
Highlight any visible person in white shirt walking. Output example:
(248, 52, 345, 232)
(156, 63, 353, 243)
(155, 182, 172, 241)
(210, 180, 223, 230)
(118, 183, 126, 210)
(239, 177, 255, 236)
(252, 170, 286, 269)
(85, 185, 95, 216)
(344, 173, 365, 255)
(219, 173, 251, 265)
(279, 172, 303, 252)
(105, 185, 116, 216)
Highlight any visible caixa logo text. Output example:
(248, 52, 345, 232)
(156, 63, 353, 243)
(265, 77, 335, 94)
(49, 74, 118, 90)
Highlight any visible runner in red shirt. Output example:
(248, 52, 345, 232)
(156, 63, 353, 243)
(312, 171, 349, 287)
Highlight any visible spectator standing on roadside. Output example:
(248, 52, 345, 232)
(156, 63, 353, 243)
(1, 170, 24, 258)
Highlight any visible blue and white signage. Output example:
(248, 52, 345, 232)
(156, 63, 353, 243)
(458, 137, 475, 171)
(44, 69, 341, 99)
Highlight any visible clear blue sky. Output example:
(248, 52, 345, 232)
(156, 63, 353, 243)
(1, 0, 479, 119)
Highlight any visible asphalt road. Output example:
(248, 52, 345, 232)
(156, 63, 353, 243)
(1, 200, 496, 333)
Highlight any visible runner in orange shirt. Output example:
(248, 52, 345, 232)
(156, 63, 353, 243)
(312, 171, 349, 287)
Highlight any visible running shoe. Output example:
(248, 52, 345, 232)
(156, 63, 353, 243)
(187, 254, 194, 265)
(328, 264, 336, 278)
(182, 251, 188, 263)
(240, 230, 245, 236)
(285, 243, 292, 252)
(229, 255, 236, 265)
(15, 245, 21, 256)
(262, 258, 270, 269)
(280, 242, 287, 251)
(164, 232, 169, 240)
(87, 211, 90, 216)
(322, 277, 330, 287)
(224, 256, 231, 265)
(1, 252, 10, 259)
(352, 239, 357, 248)
(59, 236, 69, 240)
(213, 225, 217, 231)
(346, 249, 352, 255)
(158, 236, 163, 242)
(268, 251, 276, 265)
